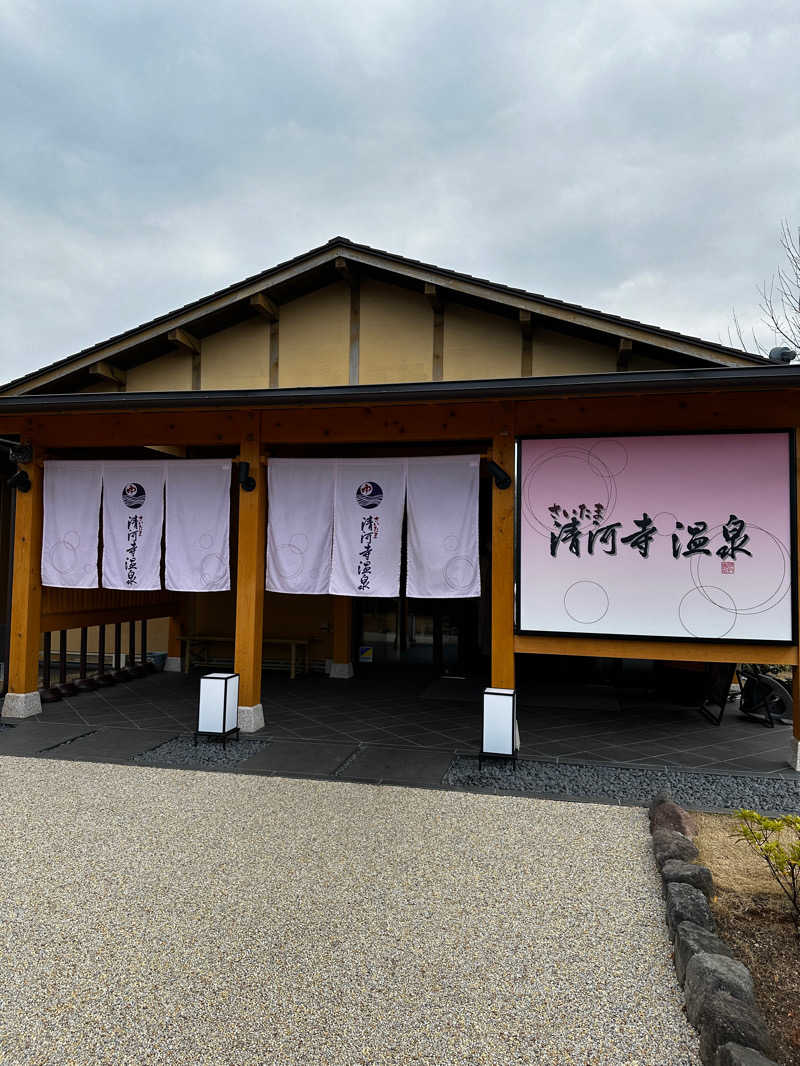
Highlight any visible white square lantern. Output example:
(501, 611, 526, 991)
(196, 672, 240, 745)
(481, 687, 518, 767)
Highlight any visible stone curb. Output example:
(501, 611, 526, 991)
(648, 791, 779, 1066)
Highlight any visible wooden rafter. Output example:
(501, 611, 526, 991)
(250, 292, 279, 321)
(88, 360, 127, 388)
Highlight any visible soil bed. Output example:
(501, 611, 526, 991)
(695, 812, 800, 1066)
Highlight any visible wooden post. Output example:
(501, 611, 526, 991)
(490, 429, 516, 691)
(166, 615, 182, 672)
(330, 596, 354, 678)
(4, 446, 43, 717)
(233, 416, 266, 729)
(520, 311, 533, 377)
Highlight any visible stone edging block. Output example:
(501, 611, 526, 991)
(715, 1043, 783, 1066)
(666, 881, 715, 938)
(652, 827, 699, 869)
(684, 951, 755, 1028)
(662, 857, 714, 898)
(648, 792, 780, 1066)
(674, 921, 733, 985)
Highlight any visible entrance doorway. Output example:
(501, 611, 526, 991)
(354, 596, 482, 677)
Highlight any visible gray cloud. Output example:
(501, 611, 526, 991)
(2, 0, 799, 382)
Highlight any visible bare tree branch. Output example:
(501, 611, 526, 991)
(731, 219, 800, 359)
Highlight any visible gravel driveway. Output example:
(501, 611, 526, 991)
(0, 757, 699, 1065)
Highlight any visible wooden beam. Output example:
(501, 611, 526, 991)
(145, 444, 187, 458)
(335, 257, 355, 285)
(250, 292, 279, 321)
(6, 445, 43, 708)
(617, 337, 633, 372)
(348, 277, 360, 386)
(520, 311, 533, 377)
(514, 388, 800, 439)
(21, 410, 246, 447)
(233, 415, 266, 728)
(169, 328, 201, 390)
(491, 424, 515, 689)
(269, 319, 279, 388)
(168, 327, 200, 354)
(88, 361, 127, 388)
(515, 633, 799, 666)
(261, 400, 504, 444)
(425, 284, 445, 381)
(14, 401, 503, 449)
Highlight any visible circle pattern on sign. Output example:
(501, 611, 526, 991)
(563, 581, 610, 625)
(678, 585, 737, 638)
(688, 523, 790, 618)
(521, 441, 628, 538)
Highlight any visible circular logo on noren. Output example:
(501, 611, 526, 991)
(356, 481, 383, 509)
(122, 482, 146, 509)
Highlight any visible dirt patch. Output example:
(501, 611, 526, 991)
(694, 812, 785, 895)
(695, 812, 800, 1066)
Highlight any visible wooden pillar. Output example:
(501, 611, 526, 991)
(490, 428, 516, 691)
(331, 596, 354, 679)
(233, 416, 266, 730)
(166, 615, 182, 672)
(4, 446, 43, 717)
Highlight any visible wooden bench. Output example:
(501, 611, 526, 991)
(179, 635, 311, 679)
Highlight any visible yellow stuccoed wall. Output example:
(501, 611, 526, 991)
(531, 328, 617, 376)
(359, 280, 433, 384)
(115, 280, 723, 392)
(60, 617, 171, 660)
(202, 320, 269, 389)
(279, 283, 350, 387)
(127, 351, 193, 391)
(444, 304, 521, 380)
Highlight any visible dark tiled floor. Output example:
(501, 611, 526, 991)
(1, 668, 796, 779)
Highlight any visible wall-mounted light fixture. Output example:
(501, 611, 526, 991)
(0, 438, 33, 492)
(6, 469, 31, 493)
(486, 460, 512, 490)
(238, 460, 256, 492)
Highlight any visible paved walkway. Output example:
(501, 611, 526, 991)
(4, 669, 796, 778)
(0, 758, 700, 1065)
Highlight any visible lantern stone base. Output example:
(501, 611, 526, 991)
(790, 736, 800, 772)
(164, 657, 182, 673)
(330, 662, 354, 679)
(238, 703, 265, 733)
(2, 691, 42, 719)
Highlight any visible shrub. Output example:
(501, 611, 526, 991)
(733, 809, 800, 931)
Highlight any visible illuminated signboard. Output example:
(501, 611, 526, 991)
(517, 433, 794, 643)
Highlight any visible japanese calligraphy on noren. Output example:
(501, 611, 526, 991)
(125, 514, 143, 586)
(358, 514, 380, 591)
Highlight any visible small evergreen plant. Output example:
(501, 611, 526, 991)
(733, 809, 800, 932)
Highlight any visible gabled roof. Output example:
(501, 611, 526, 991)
(1, 237, 765, 395)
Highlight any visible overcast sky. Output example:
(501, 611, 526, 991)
(2, 0, 799, 384)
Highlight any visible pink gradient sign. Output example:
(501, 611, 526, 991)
(518, 433, 794, 642)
